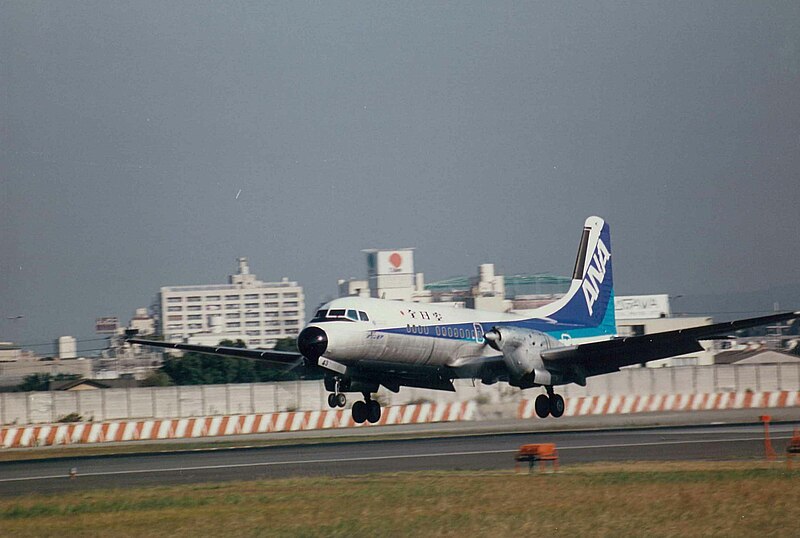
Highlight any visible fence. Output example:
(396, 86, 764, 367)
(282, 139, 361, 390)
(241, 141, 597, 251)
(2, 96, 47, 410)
(2, 363, 799, 425)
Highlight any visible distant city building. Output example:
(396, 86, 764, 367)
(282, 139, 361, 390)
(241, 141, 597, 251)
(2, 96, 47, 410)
(57, 336, 77, 359)
(127, 307, 155, 336)
(154, 258, 305, 349)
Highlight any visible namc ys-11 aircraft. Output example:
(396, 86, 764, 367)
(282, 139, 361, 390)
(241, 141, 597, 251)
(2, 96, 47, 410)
(128, 217, 799, 424)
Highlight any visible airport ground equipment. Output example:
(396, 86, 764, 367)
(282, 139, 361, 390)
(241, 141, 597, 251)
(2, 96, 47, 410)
(515, 443, 559, 473)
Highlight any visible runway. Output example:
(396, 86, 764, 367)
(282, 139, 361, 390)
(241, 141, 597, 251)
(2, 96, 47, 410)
(0, 422, 794, 497)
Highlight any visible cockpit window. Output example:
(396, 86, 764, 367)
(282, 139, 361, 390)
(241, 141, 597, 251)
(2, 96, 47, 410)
(328, 309, 346, 317)
(346, 309, 359, 321)
(358, 311, 369, 321)
(312, 309, 327, 321)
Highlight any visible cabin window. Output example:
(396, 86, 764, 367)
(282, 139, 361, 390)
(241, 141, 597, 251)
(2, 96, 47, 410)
(447, 327, 453, 337)
(459, 328, 465, 338)
(407, 324, 412, 333)
(435, 327, 440, 336)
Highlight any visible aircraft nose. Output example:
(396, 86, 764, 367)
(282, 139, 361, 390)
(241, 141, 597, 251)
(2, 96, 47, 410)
(297, 326, 328, 362)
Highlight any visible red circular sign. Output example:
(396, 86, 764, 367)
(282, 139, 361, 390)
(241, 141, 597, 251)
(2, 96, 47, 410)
(389, 252, 402, 268)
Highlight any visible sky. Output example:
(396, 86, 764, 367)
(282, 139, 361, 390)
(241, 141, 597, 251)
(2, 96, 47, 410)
(2, 1, 799, 349)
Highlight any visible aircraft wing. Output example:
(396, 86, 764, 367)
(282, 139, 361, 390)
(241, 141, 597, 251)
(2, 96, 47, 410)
(541, 311, 799, 378)
(127, 338, 305, 369)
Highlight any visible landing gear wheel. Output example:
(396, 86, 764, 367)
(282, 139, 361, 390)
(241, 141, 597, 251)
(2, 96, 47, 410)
(366, 400, 382, 424)
(352, 401, 367, 423)
(327, 393, 337, 408)
(549, 393, 565, 418)
(336, 393, 347, 408)
(535, 394, 550, 418)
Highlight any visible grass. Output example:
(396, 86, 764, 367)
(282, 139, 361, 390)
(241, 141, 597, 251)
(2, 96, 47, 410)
(0, 462, 798, 537)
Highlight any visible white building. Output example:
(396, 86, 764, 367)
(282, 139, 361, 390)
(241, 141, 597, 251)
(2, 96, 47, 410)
(57, 336, 77, 359)
(155, 258, 305, 349)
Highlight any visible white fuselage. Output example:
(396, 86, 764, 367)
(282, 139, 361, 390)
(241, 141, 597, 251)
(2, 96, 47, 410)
(305, 294, 611, 370)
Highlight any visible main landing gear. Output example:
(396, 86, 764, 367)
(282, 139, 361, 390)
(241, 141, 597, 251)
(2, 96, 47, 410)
(351, 393, 382, 424)
(534, 386, 565, 419)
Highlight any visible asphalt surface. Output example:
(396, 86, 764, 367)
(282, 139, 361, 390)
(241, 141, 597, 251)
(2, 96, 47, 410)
(0, 422, 795, 497)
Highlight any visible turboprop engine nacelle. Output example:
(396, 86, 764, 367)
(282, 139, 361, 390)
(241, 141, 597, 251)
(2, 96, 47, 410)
(484, 326, 556, 388)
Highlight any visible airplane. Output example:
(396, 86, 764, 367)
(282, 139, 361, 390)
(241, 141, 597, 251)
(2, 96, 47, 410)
(127, 216, 799, 424)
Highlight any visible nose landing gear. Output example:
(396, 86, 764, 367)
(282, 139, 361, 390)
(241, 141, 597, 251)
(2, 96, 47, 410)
(326, 377, 347, 408)
(534, 386, 565, 418)
(352, 393, 382, 424)
(327, 392, 346, 408)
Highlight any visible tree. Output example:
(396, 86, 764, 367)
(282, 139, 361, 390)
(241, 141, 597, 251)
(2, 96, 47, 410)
(140, 370, 173, 387)
(273, 337, 298, 352)
(17, 373, 52, 392)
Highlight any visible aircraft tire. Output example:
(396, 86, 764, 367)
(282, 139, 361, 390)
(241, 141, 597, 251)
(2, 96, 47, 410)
(535, 394, 550, 419)
(352, 401, 367, 424)
(327, 393, 337, 408)
(366, 400, 381, 424)
(336, 393, 347, 408)
(549, 394, 565, 418)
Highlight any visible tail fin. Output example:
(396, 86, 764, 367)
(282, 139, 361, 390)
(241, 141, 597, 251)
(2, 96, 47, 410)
(548, 216, 616, 335)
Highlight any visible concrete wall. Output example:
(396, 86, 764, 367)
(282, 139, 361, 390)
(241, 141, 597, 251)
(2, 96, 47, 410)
(2, 363, 799, 425)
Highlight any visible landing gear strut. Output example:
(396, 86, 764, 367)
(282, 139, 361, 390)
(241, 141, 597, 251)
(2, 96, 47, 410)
(534, 386, 565, 419)
(326, 377, 347, 408)
(352, 393, 382, 424)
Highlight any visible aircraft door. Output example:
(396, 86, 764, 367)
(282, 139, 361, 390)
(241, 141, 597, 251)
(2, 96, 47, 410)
(473, 323, 485, 344)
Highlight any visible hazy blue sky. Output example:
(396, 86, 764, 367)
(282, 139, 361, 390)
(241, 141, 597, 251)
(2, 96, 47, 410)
(2, 1, 799, 348)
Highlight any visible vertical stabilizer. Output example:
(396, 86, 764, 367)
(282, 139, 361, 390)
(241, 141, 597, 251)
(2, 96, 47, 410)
(548, 216, 616, 334)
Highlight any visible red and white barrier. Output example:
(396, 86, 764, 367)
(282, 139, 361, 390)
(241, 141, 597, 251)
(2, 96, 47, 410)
(518, 391, 800, 419)
(0, 401, 476, 449)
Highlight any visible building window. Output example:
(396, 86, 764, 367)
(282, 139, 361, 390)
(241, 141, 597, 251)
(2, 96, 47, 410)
(246, 330, 260, 336)
(245, 302, 259, 309)
(226, 322, 241, 328)
(188, 296, 201, 302)
(167, 306, 182, 312)
(206, 295, 220, 301)
(264, 293, 278, 299)
(167, 297, 182, 303)
(225, 312, 240, 319)
(187, 314, 202, 320)
(167, 324, 182, 330)
(244, 294, 258, 300)
(284, 292, 298, 298)
(284, 320, 299, 326)
(245, 312, 259, 319)
(248, 339, 261, 346)
(168, 315, 182, 321)
(225, 304, 238, 310)
(286, 328, 299, 335)
(265, 329, 281, 335)
(264, 302, 278, 308)
(187, 305, 202, 311)
(225, 294, 240, 300)
(265, 321, 280, 326)
(282, 310, 299, 316)
(188, 323, 202, 329)
(283, 301, 298, 307)
(206, 304, 221, 311)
